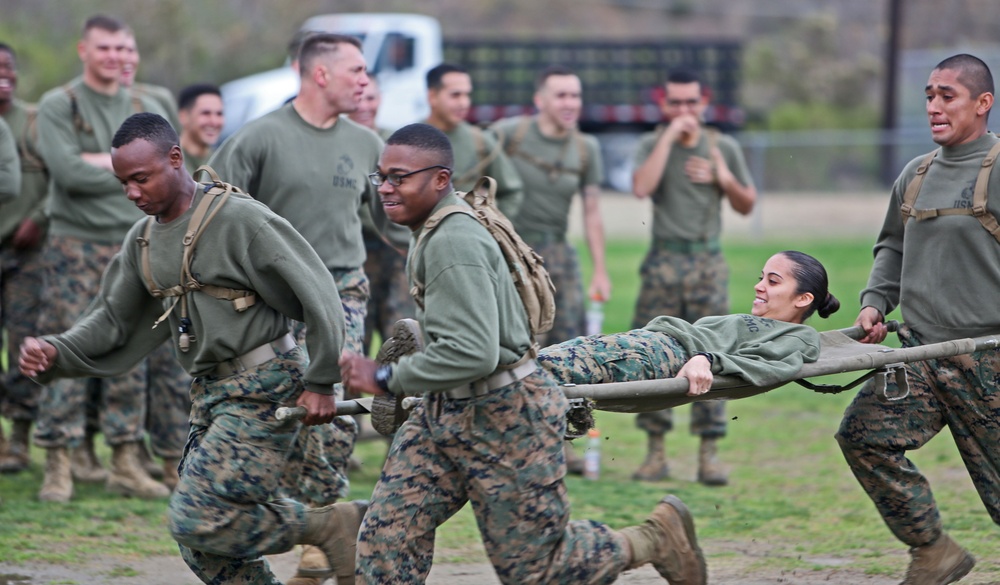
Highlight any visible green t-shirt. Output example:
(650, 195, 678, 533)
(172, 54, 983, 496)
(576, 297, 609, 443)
(36, 77, 173, 243)
(389, 192, 533, 395)
(633, 127, 754, 242)
(41, 187, 346, 395)
(209, 104, 407, 271)
(183, 147, 213, 176)
(1, 100, 49, 242)
(131, 82, 181, 132)
(643, 314, 820, 386)
(440, 121, 524, 218)
(862, 132, 1000, 343)
(0, 115, 21, 204)
(492, 116, 603, 237)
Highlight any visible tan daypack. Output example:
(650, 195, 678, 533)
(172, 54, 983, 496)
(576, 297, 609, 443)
(137, 166, 257, 352)
(409, 176, 557, 348)
(900, 141, 1000, 243)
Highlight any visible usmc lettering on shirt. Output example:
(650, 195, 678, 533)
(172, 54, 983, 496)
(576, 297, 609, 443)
(953, 179, 975, 209)
(740, 314, 776, 334)
(332, 155, 358, 190)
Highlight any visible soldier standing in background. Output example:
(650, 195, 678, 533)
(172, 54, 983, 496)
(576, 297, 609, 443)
(177, 83, 224, 174)
(630, 69, 756, 485)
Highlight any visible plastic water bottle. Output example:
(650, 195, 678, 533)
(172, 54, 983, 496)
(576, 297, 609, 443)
(583, 428, 601, 480)
(585, 297, 604, 336)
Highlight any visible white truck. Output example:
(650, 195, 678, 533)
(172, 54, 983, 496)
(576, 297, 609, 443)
(220, 13, 442, 138)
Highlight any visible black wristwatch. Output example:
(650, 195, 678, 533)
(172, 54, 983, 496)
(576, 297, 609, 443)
(374, 364, 394, 393)
(693, 352, 714, 367)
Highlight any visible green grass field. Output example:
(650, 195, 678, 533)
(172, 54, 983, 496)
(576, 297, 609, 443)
(1, 237, 997, 581)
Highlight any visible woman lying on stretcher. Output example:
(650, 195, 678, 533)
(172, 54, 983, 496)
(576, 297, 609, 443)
(538, 251, 841, 396)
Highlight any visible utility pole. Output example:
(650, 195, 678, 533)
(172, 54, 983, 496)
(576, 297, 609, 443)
(881, 0, 903, 187)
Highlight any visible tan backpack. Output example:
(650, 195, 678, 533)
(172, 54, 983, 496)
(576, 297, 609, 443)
(900, 141, 1000, 243)
(409, 176, 557, 345)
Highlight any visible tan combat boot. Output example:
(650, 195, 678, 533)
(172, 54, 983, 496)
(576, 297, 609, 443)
(632, 433, 669, 481)
(620, 495, 707, 584)
(564, 441, 585, 476)
(70, 431, 108, 483)
(136, 441, 164, 479)
(0, 419, 32, 473)
(161, 457, 181, 491)
(39, 447, 74, 503)
(286, 545, 331, 585)
(901, 533, 975, 585)
(696, 437, 728, 486)
(300, 500, 369, 585)
(105, 442, 171, 499)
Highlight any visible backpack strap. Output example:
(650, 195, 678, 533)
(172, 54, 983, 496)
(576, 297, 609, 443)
(505, 116, 587, 181)
(900, 142, 1000, 244)
(16, 105, 46, 173)
(63, 84, 145, 135)
(454, 126, 505, 186)
(407, 204, 474, 310)
(900, 150, 939, 223)
(139, 166, 257, 352)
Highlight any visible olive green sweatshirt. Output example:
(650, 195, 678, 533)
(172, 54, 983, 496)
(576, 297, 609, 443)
(36, 77, 172, 243)
(1, 100, 49, 242)
(0, 116, 20, 203)
(861, 132, 1000, 344)
(643, 314, 820, 386)
(39, 187, 346, 395)
(209, 104, 409, 271)
(388, 192, 533, 395)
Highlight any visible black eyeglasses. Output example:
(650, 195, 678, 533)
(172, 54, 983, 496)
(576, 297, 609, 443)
(368, 165, 452, 187)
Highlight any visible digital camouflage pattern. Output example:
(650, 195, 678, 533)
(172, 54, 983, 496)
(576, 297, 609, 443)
(1, 245, 44, 421)
(538, 329, 687, 384)
(836, 324, 1000, 547)
(631, 248, 728, 437)
(356, 372, 629, 585)
(33, 235, 147, 448)
(361, 235, 415, 354)
(282, 267, 368, 506)
(145, 342, 192, 459)
(171, 346, 309, 584)
(528, 239, 584, 347)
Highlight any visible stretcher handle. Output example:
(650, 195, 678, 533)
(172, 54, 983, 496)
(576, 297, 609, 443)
(837, 319, 899, 341)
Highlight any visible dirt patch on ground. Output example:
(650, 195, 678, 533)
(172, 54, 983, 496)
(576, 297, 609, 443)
(3, 538, 997, 585)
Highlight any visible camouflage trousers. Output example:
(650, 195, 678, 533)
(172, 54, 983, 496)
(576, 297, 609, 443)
(538, 329, 688, 385)
(357, 371, 629, 585)
(0, 242, 44, 421)
(33, 235, 146, 448)
(146, 342, 192, 459)
(171, 345, 310, 585)
(528, 238, 584, 347)
(362, 238, 415, 355)
(631, 247, 729, 437)
(835, 325, 1000, 547)
(282, 267, 366, 506)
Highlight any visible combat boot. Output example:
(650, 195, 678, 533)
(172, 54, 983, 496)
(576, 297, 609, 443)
(300, 500, 369, 585)
(696, 437, 728, 486)
(901, 533, 975, 585)
(70, 430, 108, 483)
(136, 441, 164, 479)
(632, 433, 670, 481)
(161, 457, 181, 491)
(564, 441, 585, 476)
(39, 447, 73, 503)
(287, 545, 331, 585)
(105, 442, 171, 499)
(619, 495, 707, 584)
(0, 419, 32, 473)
